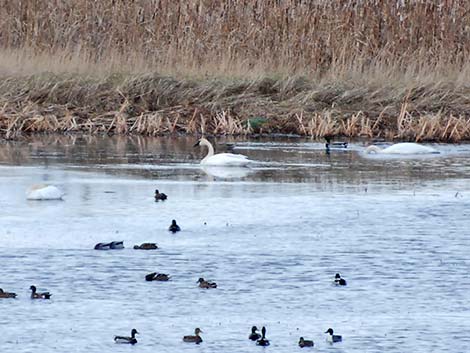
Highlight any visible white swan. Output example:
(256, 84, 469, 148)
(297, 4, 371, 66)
(194, 137, 252, 166)
(26, 184, 64, 200)
(365, 143, 439, 155)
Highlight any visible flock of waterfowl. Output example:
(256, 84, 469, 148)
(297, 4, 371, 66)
(8, 136, 443, 349)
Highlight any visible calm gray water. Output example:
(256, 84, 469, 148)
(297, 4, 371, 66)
(1, 135, 470, 352)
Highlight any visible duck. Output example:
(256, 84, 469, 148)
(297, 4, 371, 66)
(324, 136, 348, 152)
(30, 285, 51, 299)
(26, 184, 64, 200)
(168, 220, 181, 233)
(249, 326, 261, 341)
(325, 328, 342, 343)
(145, 272, 171, 281)
(183, 328, 203, 344)
(256, 326, 270, 346)
(110, 241, 124, 249)
(114, 328, 139, 344)
(299, 337, 314, 348)
(364, 142, 439, 155)
(194, 137, 251, 166)
(94, 242, 111, 250)
(0, 288, 17, 298)
(154, 189, 167, 201)
(334, 273, 347, 286)
(198, 277, 217, 289)
(133, 243, 159, 250)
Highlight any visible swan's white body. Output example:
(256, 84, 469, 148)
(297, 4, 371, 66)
(195, 137, 251, 166)
(26, 185, 64, 200)
(365, 143, 438, 155)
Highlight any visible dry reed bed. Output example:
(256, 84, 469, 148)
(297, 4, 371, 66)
(1, 73, 470, 141)
(1, 1, 470, 140)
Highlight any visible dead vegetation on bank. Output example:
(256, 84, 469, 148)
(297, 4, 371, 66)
(1, 1, 470, 141)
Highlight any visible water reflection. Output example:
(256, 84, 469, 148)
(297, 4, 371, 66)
(0, 135, 468, 188)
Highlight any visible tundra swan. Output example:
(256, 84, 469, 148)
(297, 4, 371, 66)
(365, 143, 438, 155)
(26, 184, 64, 200)
(194, 137, 251, 166)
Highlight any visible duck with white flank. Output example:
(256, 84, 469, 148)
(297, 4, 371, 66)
(183, 328, 203, 344)
(30, 285, 51, 299)
(249, 326, 261, 341)
(324, 136, 348, 152)
(0, 288, 17, 298)
(94, 241, 124, 250)
(364, 142, 439, 155)
(256, 326, 270, 346)
(134, 243, 158, 250)
(325, 328, 342, 343)
(154, 189, 167, 201)
(194, 137, 251, 166)
(334, 273, 347, 286)
(114, 329, 139, 344)
(299, 337, 314, 348)
(26, 184, 64, 200)
(198, 278, 217, 289)
(169, 220, 181, 233)
(145, 272, 170, 281)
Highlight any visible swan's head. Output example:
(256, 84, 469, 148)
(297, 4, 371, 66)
(193, 137, 211, 148)
(365, 145, 382, 154)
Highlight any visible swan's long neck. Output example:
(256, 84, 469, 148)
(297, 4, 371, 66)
(200, 138, 215, 161)
(365, 145, 382, 154)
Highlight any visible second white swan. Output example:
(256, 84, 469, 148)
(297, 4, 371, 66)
(365, 143, 439, 155)
(194, 137, 252, 166)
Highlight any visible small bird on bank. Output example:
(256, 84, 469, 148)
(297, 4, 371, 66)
(168, 220, 181, 233)
(0, 288, 17, 298)
(324, 136, 348, 152)
(145, 272, 171, 281)
(198, 278, 217, 289)
(30, 285, 51, 299)
(334, 273, 347, 286)
(154, 189, 167, 201)
(249, 326, 261, 341)
(325, 328, 342, 343)
(256, 326, 270, 346)
(299, 337, 314, 348)
(183, 328, 203, 344)
(114, 328, 139, 344)
(133, 243, 158, 250)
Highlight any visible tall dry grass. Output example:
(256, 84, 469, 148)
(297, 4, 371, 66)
(1, 0, 470, 140)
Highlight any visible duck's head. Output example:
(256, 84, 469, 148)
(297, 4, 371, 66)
(131, 329, 139, 337)
(195, 328, 203, 335)
(325, 328, 334, 335)
(155, 189, 159, 194)
(299, 337, 305, 342)
(171, 220, 177, 226)
(251, 326, 258, 333)
(0, 288, 4, 293)
(197, 278, 205, 283)
(30, 285, 37, 293)
(335, 273, 341, 279)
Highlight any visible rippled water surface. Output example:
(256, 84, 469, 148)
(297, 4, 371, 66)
(1, 135, 470, 352)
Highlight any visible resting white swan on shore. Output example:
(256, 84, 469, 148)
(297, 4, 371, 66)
(26, 184, 64, 200)
(365, 143, 439, 155)
(194, 137, 252, 166)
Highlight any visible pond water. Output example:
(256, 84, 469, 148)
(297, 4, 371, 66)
(1, 135, 470, 352)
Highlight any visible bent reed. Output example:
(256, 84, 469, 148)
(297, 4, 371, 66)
(1, 0, 470, 141)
